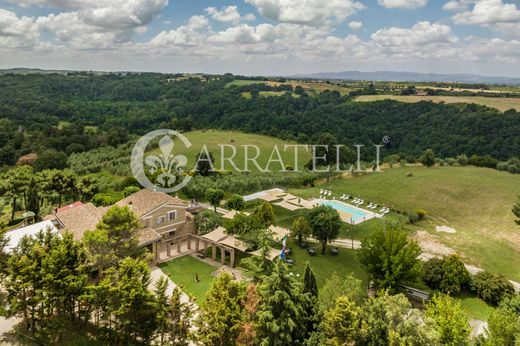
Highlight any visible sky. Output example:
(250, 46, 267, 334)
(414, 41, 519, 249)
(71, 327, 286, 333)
(1, 0, 520, 76)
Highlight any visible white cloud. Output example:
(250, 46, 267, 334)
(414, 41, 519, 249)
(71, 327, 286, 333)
(452, 0, 520, 25)
(187, 15, 209, 30)
(0, 9, 38, 48)
(245, 0, 365, 26)
(442, 0, 474, 11)
(371, 21, 458, 58)
(348, 20, 363, 30)
(377, 0, 428, 9)
(205, 6, 241, 24)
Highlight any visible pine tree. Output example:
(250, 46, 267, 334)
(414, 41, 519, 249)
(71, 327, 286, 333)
(103, 257, 158, 344)
(195, 272, 245, 345)
(255, 261, 311, 346)
(168, 286, 194, 346)
(303, 262, 318, 298)
(26, 177, 40, 220)
(154, 276, 170, 346)
(237, 283, 259, 346)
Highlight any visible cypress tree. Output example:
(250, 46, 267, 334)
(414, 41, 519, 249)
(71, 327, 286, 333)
(303, 262, 318, 298)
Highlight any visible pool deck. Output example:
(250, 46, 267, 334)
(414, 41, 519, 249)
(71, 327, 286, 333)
(313, 198, 382, 225)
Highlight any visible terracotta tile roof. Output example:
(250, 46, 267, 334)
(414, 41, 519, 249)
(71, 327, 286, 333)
(50, 189, 186, 243)
(116, 189, 187, 217)
(137, 227, 161, 246)
(56, 201, 83, 213)
(53, 202, 103, 241)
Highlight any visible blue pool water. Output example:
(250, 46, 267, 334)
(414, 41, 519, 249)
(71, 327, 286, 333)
(320, 200, 370, 222)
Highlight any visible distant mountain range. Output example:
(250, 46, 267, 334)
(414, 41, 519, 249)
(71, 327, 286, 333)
(293, 71, 520, 85)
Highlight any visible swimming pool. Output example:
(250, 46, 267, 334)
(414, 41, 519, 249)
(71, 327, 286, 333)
(319, 200, 373, 224)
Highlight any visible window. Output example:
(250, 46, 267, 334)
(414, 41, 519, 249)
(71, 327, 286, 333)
(156, 216, 165, 224)
(168, 211, 176, 221)
(169, 230, 176, 236)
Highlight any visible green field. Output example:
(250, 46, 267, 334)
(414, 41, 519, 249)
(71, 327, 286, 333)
(290, 166, 520, 281)
(159, 255, 217, 304)
(225, 79, 266, 87)
(286, 239, 367, 287)
(355, 95, 520, 112)
(154, 130, 311, 172)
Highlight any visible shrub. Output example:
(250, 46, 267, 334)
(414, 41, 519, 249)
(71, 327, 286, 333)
(415, 209, 427, 220)
(225, 194, 245, 211)
(123, 186, 140, 197)
(456, 154, 468, 166)
(497, 162, 509, 171)
(471, 271, 515, 305)
(406, 211, 419, 224)
(423, 257, 445, 290)
(446, 158, 457, 166)
(194, 210, 222, 235)
(468, 155, 499, 168)
(508, 165, 519, 174)
(422, 255, 470, 294)
(440, 255, 471, 294)
(92, 192, 124, 206)
(420, 149, 436, 167)
(120, 176, 140, 189)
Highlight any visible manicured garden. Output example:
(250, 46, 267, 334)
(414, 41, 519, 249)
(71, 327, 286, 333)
(159, 255, 217, 304)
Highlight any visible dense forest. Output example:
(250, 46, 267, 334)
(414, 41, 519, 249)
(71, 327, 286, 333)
(1, 72, 520, 170)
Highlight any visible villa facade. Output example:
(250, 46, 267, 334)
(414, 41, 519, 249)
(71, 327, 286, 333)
(46, 189, 196, 262)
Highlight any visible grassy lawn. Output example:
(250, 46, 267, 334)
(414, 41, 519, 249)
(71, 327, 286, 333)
(456, 294, 496, 320)
(289, 166, 520, 281)
(285, 239, 367, 288)
(159, 255, 217, 304)
(150, 130, 311, 172)
(354, 94, 520, 112)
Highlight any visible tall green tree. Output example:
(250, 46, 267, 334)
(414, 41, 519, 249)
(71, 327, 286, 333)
(0, 165, 33, 220)
(255, 262, 311, 346)
(195, 272, 245, 345)
(358, 292, 440, 346)
(321, 296, 361, 345)
(167, 286, 194, 346)
(307, 205, 342, 254)
(102, 257, 158, 344)
(240, 230, 274, 282)
(26, 177, 40, 220)
(425, 294, 471, 346)
(291, 216, 311, 247)
(358, 225, 421, 290)
(76, 176, 100, 201)
(94, 205, 141, 260)
(485, 296, 520, 346)
(255, 201, 275, 226)
(206, 188, 225, 213)
(318, 272, 365, 312)
(303, 262, 318, 298)
(40, 169, 77, 207)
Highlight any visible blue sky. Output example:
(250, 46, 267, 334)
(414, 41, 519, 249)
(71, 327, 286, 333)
(1, 0, 520, 76)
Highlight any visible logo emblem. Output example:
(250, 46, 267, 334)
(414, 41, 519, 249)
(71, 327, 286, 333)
(131, 129, 192, 193)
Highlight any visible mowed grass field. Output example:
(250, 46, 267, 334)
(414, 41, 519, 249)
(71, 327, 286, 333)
(355, 95, 520, 112)
(150, 130, 311, 172)
(159, 255, 216, 304)
(290, 166, 520, 281)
